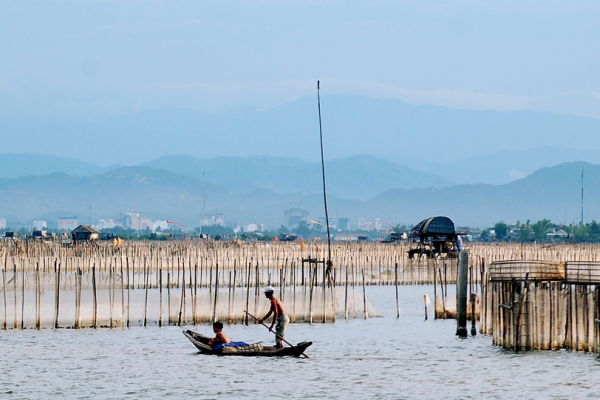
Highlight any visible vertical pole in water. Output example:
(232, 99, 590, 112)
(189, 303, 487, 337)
(178, 259, 186, 326)
(120, 261, 125, 329)
(74, 267, 79, 329)
(362, 269, 368, 319)
(54, 262, 61, 329)
(245, 262, 251, 325)
(322, 259, 326, 323)
(212, 263, 219, 323)
(144, 258, 149, 327)
(456, 251, 468, 338)
(126, 257, 130, 328)
(344, 265, 349, 319)
(167, 272, 171, 325)
(395, 262, 400, 318)
(36, 265, 41, 329)
(471, 292, 477, 336)
(3, 268, 7, 330)
(194, 264, 198, 325)
(159, 267, 163, 327)
(92, 264, 97, 329)
(21, 260, 25, 330)
(13, 260, 17, 329)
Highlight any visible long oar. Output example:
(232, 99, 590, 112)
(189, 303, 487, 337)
(244, 310, 309, 358)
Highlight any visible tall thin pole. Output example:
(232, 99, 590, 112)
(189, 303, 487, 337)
(200, 171, 207, 238)
(317, 81, 332, 270)
(581, 166, 584, 226)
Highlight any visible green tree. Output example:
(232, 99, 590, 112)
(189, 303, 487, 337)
(480, 229, 490, 241)
(517, 220, 532, 242)
(531, 219, 553, 242)
(494, 222, 508, 240)
(293, 220, 312, 239)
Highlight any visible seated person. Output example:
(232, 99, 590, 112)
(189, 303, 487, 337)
(208, 321, 230, 348)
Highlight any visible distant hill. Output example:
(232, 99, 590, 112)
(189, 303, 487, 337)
(142, 154, 453, 199)
(426, 146, 600, 185)
(0, 161, 596, 229)
(2, 95, 600, 166)
(0, 153, 112, 178)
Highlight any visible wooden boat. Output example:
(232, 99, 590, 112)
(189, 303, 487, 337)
(183, 329, 312, 357)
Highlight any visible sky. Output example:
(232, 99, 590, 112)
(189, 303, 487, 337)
(1, 1, 600, 119)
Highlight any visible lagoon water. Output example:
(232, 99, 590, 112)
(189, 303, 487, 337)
(2, 285, 599, 399)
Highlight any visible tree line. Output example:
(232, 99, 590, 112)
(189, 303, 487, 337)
(482, 220, 600, 243)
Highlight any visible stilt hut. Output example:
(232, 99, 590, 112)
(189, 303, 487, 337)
(71, 225, 100, 241)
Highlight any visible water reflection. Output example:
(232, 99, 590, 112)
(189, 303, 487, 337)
(1, 286, 598, 399)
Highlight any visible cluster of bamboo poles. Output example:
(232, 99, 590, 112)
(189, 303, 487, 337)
(476, 243, 600, 352)
(3, 240, 600, 330)
(480, 281, 600, 352)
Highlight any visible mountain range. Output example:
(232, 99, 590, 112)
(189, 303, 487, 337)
(0, 160, 593, 229)
(2, 94, 600, 170)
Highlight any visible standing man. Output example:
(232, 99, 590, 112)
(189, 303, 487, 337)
(258, 286, 289, 349)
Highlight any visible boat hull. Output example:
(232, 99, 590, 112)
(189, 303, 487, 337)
(183, 329, 312, 357)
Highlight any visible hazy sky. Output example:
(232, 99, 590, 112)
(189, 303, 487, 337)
(1, 1, 600, 119)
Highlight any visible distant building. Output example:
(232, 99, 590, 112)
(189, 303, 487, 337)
(243, 223, 264, 233)
(153, 220, 169, 231)
(125, 213, 141, 230)
(98, 219, 122, 230)
(358, 218, 382, 231)
(140, 217, 153, 230)
(338, 218, 350, 231)
(201, 212, 224, 227)
(33, 220, 47, 231)
(71, 225, 100, 241)
(58, 217, 78, 231)
(335, 232, 363, 241)
(284, 208, 309, 229)
(0, 218, 6, 229)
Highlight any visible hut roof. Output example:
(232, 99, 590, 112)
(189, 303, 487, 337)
(72, 225, 100, 234)
(411, 216, 455, 236)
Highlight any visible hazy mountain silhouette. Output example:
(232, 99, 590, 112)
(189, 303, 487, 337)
(0, 161, 595, 229)
(2, 95, 600, 166)
(142, 154, 453, 199)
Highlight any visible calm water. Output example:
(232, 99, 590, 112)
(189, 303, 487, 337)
(2, 285, 599, 399)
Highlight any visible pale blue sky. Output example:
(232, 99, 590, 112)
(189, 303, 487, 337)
(1, 1, 599, 118)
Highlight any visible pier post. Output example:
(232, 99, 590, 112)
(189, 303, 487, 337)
(456, 250, 468, 338)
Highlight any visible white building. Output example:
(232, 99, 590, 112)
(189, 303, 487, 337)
(140, 217, 153, 230)
(98, 219, 122, 230)
(33, 220, 47, 230)
(201, 212, 224, 227)
(58, 217, 78, 231)
(0, 218, 6, 229)
(125, 213, 141, 230)
(358, 218, 382, 231)
(243, 223, 265, 233)
(153, 221, 169, 231)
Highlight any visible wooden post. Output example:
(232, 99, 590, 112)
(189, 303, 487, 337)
(126, 257, 130, 328)
(159, 267, 163, 327)
(167, 272, 171, 325)
(144, 258, 149, 327)
(54, 262, 61, 329)
(362, 269, 368, 319)
(470, 292, 477, 336)
(344, 265, 349, 319)
(92, 264, 97, 329)
(21, 259, 25, 329)
(3, 268, 7, 330)
(456, 251, 468, 338)
(36, 265, 41, 330)
(212, 262, 219, 323)
(245, 262, 251, 325)
(395, 262, 400, 318)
